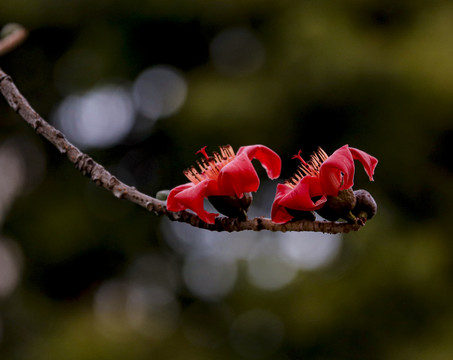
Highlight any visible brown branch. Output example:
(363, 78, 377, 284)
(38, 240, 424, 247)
(0, 28, 363, 234)
(165, 212, 361, 233)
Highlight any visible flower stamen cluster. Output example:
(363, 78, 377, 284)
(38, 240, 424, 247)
(286, 147, 328, 188)
(184, 145, 235, 184)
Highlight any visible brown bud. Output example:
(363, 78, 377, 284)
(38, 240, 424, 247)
(352, 189, 377, 225)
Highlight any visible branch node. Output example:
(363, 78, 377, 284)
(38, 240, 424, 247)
(7, 94, 20, 112)
(55, 130, 65, 140)
(0, 74, 10, 84)
(76, 155, 95, 175)
(256, 217, 264, 231)
(33, 119, 43, 131)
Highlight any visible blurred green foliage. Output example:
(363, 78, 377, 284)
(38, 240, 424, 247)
(1, 0, 453, 359)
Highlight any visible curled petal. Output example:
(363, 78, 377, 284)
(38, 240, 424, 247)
(236, 144, 282, 179)
(319, 145, 355, 196)
(217, 153, 260, 197)
(271, 183, 297, 224)
(167, 180, 219, 224)
(319, 168, 343, 196)
(278, 176, 327, 211)
(272, 177, 327, 224)
(319, 145, 378, 196)
(270, 176, 327, 225)
(349, 147, 378, 181)
(167, 183, 194, 212)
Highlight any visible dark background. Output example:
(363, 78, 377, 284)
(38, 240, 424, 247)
(0, 0, 452, 359)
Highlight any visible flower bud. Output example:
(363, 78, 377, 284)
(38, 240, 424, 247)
(316, 188, 357, 222)
(208, 192, 253, 220)
(156, 190, 171, 201)
(352, 189, 377, 225)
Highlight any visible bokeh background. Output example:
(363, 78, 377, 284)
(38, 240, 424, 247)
(0, 0, 452, 359)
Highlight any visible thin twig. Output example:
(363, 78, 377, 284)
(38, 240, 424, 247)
(0, 26, 363, 233)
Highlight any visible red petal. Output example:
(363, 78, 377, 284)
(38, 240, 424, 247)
(167, 180, 219, 224)
(349, 147, 378, 181)
(236, 144, 282, 179)
(278, 176, 327, 211)
(217, 153, 260, 197)
(271, 183, 297, 224)
(167, 183, 194, 212)
(319, 145, 355, 196)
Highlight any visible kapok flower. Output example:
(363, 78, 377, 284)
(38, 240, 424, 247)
(167, 144, 281, 224)
(271, 145, 378, 224)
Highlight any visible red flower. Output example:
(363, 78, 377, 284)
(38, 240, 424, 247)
(271, 145, 378, 224)
(167, 145, 281, 224)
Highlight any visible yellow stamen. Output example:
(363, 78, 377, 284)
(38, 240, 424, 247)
(184, 145, 236, 184)
(286, 147, 329, 188)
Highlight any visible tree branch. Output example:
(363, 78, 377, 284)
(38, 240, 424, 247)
(0, 26, 363, 234)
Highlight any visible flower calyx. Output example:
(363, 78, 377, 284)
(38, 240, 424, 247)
(208, 192, 253, 221)
(316, 188, 357, 223)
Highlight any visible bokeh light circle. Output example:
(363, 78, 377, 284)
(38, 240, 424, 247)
(182, 253, 237, 301)
(54, 84, 134, 149)
(132, 65, 187, 120)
